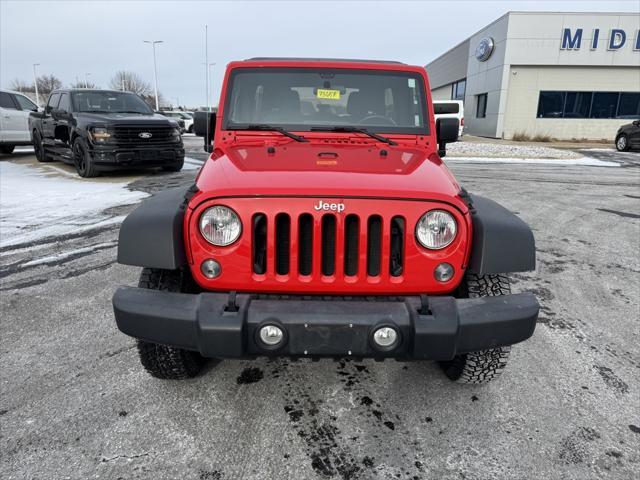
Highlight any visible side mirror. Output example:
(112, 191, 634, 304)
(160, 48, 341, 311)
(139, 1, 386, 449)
(52, 109, 70, 119)
(193, 111, 216, 153)
(435, 117, 459, 157)
(44, 105, 52, 114)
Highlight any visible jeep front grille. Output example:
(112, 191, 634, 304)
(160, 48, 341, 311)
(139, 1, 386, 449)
(251, 212, 404, 278)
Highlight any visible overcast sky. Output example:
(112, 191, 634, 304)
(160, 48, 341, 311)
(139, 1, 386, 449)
(1, 0, 638, 107)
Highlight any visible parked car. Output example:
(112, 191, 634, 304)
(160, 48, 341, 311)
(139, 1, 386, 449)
(159, 111, 193, 133)
(615, 120, 640, 151)
(29, 89, 184, 177)
(0, 89, 38, 154)
(114, 58, 539, 383)
(433, 100, 464, 138)
(155, 111, 186, 133)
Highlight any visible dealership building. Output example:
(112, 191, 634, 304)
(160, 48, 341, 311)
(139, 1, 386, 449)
(425, 11, 640, 140)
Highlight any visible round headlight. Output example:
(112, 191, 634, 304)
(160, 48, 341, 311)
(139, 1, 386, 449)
(199, 206, 242, 246)
(416, 210, 457, 249)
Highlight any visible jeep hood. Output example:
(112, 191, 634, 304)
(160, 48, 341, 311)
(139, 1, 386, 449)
(195, 142, 464, 207)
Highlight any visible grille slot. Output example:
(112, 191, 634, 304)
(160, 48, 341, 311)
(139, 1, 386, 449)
(298, 214, 313, 275)
(344, 215, 360, 276)
(252, 214, 267, 274)
(367, 215, 382, 276)
(321, 215, 336, 276)
(275, 214, 290, 275)
(390, 216, 405, 277)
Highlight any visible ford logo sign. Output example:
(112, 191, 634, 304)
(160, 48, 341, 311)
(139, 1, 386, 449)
(475, 37, 495, 62)
(138, 132, 153, 139)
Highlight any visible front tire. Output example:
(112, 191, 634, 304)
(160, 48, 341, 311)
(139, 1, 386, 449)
(440, 273, 512, 384)
(136, 268, 210, 379)
(616, 134, 629, 152)
(72, 139, 99, 177)
(32, 131, 52, 162)
(0, 145, 15, 154)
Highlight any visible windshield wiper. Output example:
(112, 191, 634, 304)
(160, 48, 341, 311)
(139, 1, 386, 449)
(233, 124, 308, 142)
(310, 126, 397, 146)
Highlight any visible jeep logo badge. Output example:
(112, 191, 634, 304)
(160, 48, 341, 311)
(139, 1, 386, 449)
(314, 200, 345, 213)
(138, 132, 153, 139)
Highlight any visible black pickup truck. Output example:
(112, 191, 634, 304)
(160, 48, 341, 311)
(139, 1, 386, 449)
(29, 89, 185, 177)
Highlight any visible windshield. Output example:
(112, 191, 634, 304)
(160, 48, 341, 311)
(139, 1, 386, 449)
(71, 91, 153, 114)
(224, 68, 429, 134)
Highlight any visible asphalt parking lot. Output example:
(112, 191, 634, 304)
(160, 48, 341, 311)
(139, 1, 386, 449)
(1, 137, 639, 480)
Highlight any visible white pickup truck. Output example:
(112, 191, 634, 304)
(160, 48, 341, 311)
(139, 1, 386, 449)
(433, 100, 464, 138)
(0, 89, 38, 154)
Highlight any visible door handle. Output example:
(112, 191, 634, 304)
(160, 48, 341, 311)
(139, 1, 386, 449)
(3, 115, 10, 119)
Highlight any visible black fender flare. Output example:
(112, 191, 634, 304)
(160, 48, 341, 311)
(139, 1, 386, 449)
(466, 194, 536, 274)
(117, 186, 196, 270)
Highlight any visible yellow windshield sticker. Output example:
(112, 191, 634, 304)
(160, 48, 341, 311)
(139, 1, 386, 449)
(317, 89, 341, 100)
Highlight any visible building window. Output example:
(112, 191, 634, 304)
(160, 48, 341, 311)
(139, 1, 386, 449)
(591, 92, 619, 119)
(537, 91, 565, 118)
(476, 93, 487, 118)
(617, 93, 640, 118)
(537, 91, 640, 119)
(564, 92, 592, 118)
(451, 79, 466, 101)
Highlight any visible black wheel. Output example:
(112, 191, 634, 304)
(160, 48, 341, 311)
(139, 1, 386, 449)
(615, 134, 629, 152)
(187, 125, 194, 133)
(440, 273, 512, 384)
(0, 145, 15, 154)
(32, 131, 51, 162)
(136, 268, 212, 379)
(162, 159, 184, 172)
(72, 138, 98, 177)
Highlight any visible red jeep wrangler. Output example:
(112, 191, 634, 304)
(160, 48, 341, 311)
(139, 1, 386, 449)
(113, 58, 539, 383)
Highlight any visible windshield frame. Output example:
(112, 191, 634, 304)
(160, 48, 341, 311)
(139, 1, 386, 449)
(71, 91, 153, 115)
(222, 67, 430, 135)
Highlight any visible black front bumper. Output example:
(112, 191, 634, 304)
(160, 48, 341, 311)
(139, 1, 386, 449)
(90, 145, 185, 169)
(112, 288, 539, 360)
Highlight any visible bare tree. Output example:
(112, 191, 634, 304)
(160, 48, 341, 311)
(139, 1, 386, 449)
(9, 78, 31, 92)
(36, 74, 63, 96)
(69, 81, 99, 89)
(109, 71, 152, 96)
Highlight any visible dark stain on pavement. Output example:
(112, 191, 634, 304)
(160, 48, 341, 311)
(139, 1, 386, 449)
(594, 365, 629, 394)
(236, 367, 264, 384)
(558, 427, 601, 464)
(596, 208, 640, 219)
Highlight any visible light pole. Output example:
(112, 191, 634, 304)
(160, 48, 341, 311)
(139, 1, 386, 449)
(144, 40, 163, 110)
(32, 63, 40, 106)
(85, 73, 91, 88)
(204, 25, 209, 111)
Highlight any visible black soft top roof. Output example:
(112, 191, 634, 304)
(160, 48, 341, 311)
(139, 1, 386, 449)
(246, 57, 405, 65)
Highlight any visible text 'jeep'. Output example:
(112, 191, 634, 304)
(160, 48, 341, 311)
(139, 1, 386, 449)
(113, 58, 539, 383)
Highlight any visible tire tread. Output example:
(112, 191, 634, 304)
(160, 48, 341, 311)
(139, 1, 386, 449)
(135, 268, 209, 379)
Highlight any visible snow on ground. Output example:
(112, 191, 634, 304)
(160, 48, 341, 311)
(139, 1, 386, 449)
(447, 141, 581, 159)
(446, 156, 620, 167)
(183, 156, 204, 170)
(0, 161, 148, 248)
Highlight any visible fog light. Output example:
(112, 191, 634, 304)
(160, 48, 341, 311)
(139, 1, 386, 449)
(259, 325, 284, 346)
(201, 259, 221, 279)
(434, 263, 454, 282)
(373, 327, 398, 348)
